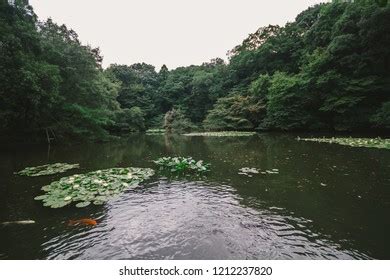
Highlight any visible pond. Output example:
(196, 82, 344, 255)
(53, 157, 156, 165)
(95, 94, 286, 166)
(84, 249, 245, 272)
(1, 133, 389, 259)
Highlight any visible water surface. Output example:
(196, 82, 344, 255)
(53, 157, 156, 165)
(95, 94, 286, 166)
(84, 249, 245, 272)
(1, 133, 389, 259)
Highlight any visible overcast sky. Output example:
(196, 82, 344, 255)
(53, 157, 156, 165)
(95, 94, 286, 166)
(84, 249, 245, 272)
(29, 0, 328, 70)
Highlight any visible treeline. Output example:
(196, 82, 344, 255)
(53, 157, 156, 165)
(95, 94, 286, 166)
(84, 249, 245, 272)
(0, 0, 122, 141)
(0, 0, 389, 141)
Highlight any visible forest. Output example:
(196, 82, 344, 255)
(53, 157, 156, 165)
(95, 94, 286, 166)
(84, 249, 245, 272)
(1, 0, 389, 141)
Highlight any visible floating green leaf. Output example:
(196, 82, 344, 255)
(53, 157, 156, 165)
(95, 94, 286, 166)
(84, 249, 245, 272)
(183, 131, 256, 137)
(34, 195, 48, 201)
(16, 163, 80, 177)
(146, 129, 165, 135)
(297, 137, 390, 150)
(239, 167, 260, 174)
(34, 167, 155, 208)
(239, 167, 279, 176)
(153, 157, 210, 173)
(75, 201, 91, 208)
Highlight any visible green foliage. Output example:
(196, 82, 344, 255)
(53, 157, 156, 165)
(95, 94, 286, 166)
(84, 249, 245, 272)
(207, 0, 390, 132)
(297, 137, 390, 149)
(112, 107, 146, 133)
(34, 167, 155, 208)
(238, 167, 279, 177)
(153, 157, 210, 173)
(146, 129, 165, 135)
(58, 103, 115, 140)
(156, 60, 228, 125)
(203, 94, 265, 131)
(0, 2, 124, 141)
(16, 163, 79, 177)
(1, 0, 389, 141)
(105, 63, 159, 128)
(183, 131, 256, 137)
(264, 72, 315, 130)
(148, 114, 165, 129)
(164, 109, 196, 133)
(371, 102, 390, 129)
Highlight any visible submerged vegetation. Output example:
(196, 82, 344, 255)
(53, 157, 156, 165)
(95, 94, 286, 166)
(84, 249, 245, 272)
(34, 167, 154, 208)
(16, 163, 79, 177)
(153, 157, 210, 173)
(1, 0, 389, 141)
(297, 137, 390, 149)
(183, 131, 256, 137)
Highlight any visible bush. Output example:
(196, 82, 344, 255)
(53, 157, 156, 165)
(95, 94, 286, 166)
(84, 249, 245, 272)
(111, 107, 146, 133)
(164, 109, 196, 133)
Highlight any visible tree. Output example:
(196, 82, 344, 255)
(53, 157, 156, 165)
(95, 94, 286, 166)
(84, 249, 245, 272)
(203, 94, 265, 131)
(164, 108, 195, 133)
(105, 63, 159, 128)
(1, 0, 389, 141)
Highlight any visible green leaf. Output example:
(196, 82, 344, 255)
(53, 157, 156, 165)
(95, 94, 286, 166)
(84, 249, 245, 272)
(75, 201, 91, 208)
(34, 167, 155, 209)
(154, 156, 210, 173)
(16, 163, 79, 177)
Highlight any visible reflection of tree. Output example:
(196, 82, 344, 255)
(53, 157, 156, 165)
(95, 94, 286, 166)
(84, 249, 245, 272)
(46, 141, 127, 171)
(156, 134, 196, 155)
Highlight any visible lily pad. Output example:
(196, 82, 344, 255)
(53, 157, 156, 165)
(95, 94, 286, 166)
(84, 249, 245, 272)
(238, 167, 279, 176)
(239, 167, 260, 174)
(146, 129, 165, 135)
(34, 167, 154, 208)
(75, 201, 91, 208)
(183, 131, 256, 137)
(297, 137, 390, 150)
(153, 157, 210, 173)
(265, 170, 279, 174)
(16, 163, 79, 177)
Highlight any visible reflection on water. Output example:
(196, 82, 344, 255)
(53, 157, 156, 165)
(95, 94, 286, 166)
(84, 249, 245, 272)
(0, 133, 389, 259)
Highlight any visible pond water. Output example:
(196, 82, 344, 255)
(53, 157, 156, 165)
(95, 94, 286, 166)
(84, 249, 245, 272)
(1, 133, 389, 260)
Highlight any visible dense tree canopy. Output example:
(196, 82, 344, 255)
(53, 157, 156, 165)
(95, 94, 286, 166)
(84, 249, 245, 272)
(0, 0, 122, 141)
(0, 0, 389, 141)
(205, 0, 390, 132)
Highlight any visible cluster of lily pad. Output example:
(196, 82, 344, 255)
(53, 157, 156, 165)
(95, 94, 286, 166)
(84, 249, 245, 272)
(297, 137, 390, 150)
(238, 167, 259, 177)
(146, 129, 165, 135)
(15, 163, 79, 177)
(34, 167, 154, 208)
(238, 167, 279, 177)
(183, 131, 256, 137)
(153, 157, 210, 173)
(263, 169, 279, 175)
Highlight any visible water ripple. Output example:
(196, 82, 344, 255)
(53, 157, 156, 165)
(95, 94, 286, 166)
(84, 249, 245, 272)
(41, 180, 369, 260)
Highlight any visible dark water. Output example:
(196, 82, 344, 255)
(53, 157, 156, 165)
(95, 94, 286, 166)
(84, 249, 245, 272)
(0, 133, 389, 260)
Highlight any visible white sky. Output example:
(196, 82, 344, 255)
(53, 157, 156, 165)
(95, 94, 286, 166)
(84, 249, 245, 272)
(29, 0, 328, 70)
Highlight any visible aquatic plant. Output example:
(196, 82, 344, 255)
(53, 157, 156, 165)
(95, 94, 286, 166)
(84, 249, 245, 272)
(238, 167, 279, 177)
(262, 169, 279, 175)
(146, 129, 165, 135)
(16, 163, 80, 177)
(238, 167, 259, 177)
(34, 167, 154, 208)
(238, 167, 260, 175)
(183, 131, 256, 137)
(153, 157, 210, 173)
(297, 137, 390, 150)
